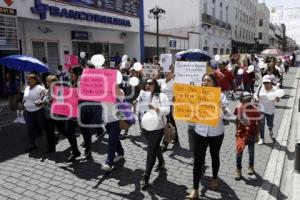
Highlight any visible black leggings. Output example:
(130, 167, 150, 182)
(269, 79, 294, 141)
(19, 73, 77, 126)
(142, 128, 164, 177)
(193, 132, 224, 190)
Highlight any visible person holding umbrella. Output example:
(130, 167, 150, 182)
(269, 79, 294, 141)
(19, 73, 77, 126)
(22, 73, 46, 152)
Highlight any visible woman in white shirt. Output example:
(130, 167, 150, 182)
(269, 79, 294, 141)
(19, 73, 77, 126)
(136, 78, 170, 190)
(254, 75, 279, 145)
(187, 73, 228, 199)
(157, 64, 179, 151)
(23, 73, 46, 152)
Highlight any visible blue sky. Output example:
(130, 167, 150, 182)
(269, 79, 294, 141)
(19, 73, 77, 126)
(259, 0, 300, 45)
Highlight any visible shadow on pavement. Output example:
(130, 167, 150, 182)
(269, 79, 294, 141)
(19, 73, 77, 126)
(275, 105, 291, 110)
(60, 158, 104, 181)
(264, 140, 295, 161)
(127, 134, 147, 149)
(281, 94, 293, 99)
(0, 123, 29, 163)
(168, 145, 193, 165)
(147, 170, 188, 200)
(93, 162, 147, 199)
(242, 172, 288, 199)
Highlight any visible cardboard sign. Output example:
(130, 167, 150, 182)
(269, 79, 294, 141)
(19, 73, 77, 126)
(79, 68, 117, 103)
(173, 83, 221, 127)
(160, 54, 172, 72)
(64, 55, 79, 70)
(51, 86, 78, 118)
(143, 64, 159, 79)
(174, 61, 207, 85)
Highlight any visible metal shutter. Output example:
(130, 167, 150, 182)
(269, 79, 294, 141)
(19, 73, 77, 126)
(47, 42, 59, 74)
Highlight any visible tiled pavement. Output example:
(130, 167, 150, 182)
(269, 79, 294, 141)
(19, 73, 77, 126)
(0, 67, 298, 200)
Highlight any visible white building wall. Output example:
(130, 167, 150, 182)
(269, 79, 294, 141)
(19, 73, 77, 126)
(201, 0, 232, 55)
(256, 3, 270, 45)
(1, 0, 141, 62)
(230, 0, 258, 52)
(1, 0, 139, 33)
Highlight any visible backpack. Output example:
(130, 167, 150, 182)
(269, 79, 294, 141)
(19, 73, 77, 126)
(117, 101, 135, 130)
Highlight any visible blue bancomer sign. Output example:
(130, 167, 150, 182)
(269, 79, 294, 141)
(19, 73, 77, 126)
(31, 0, 131, 27)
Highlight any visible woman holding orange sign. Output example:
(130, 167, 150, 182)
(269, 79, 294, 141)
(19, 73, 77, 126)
(187, 73, 229, 199)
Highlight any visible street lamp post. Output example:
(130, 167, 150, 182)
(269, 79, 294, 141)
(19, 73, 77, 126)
(149, 6, 165, 57)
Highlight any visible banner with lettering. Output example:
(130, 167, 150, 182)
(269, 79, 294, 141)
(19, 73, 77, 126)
(174, 61, 207, 85)
(78, 68, 117, 103)
(64, 55, 78, 70)
(160, 54, 172, 72)
(173, 83, 221, 127)
(56, 0, 140, 17)
(142, 64, 159, 79)
(51, 85, 78, 118)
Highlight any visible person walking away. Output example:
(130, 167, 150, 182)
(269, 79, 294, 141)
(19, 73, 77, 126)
(40, 75, 66, 153)
(234, 92, 261, 180)
(254, 75, 279, 145)
(4, 71, 20, 115)
(187, 73, 228, 199)
(22, 73, 46, 152)
(101, 85, 125, 171)
(65, 66, 82, 162)
(214, 61, 235, 98)
(135, 79, 170, 190)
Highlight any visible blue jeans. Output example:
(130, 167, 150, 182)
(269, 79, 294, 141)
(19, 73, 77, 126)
(105, 121, 124, 166)
(260, 113, 274, 139)
(236, 138, 255, 169)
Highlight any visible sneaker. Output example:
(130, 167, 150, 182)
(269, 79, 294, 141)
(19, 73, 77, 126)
(102, 164, 112, 172)
(258, 138, 264, 145)
(67, 151, 81, 162)
(247, 167, 255, 175)
(113, 155, 125, 163)
(234, 169, 242, 180)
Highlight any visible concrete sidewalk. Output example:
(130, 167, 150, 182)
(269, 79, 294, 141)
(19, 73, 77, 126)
(256, 67, 300, 200)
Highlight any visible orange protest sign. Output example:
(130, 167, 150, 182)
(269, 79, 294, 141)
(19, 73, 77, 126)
(173, 83, 221, 127)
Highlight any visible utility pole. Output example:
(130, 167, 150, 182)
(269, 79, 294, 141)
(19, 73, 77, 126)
(149, 6, 166, 57)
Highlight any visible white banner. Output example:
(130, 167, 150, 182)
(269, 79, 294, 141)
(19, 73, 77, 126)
(174, 61, 207, 85)
(160, 54, 173, 72)
(143, 64, 159, 79)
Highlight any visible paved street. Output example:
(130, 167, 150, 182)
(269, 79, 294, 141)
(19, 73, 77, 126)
(0, 68, 298, 200)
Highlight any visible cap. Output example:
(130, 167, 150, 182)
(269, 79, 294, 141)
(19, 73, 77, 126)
(262, 75, 272, 83)
(240, 92, 252, 101)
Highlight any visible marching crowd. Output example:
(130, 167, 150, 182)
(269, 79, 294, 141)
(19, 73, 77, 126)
(3, 53, 294, 199)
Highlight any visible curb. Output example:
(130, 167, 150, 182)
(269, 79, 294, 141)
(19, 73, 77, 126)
(255, 69, 300, 200)
(292, 72, 300, 199)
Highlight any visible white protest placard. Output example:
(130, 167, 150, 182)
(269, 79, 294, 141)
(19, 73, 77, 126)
(174, 61, 207, 85)
(160, 54, 172, 72)
(142, 64, 159, 79)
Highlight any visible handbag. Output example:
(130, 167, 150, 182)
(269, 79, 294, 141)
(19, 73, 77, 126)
(117, 101, 135, 130)
(162, 115, 176, 144)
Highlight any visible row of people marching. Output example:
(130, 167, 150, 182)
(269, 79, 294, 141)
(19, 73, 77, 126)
(4, 54, 286, 197)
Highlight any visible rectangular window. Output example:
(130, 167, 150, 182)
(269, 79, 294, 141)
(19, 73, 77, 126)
(0, 15, 18, 50)
(213, 48, 218, 55)
(32, 41, 59, 73)
(220, 48, 224, 55)
(258, 32, 263, 39)
(259, 19, 263, 26)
